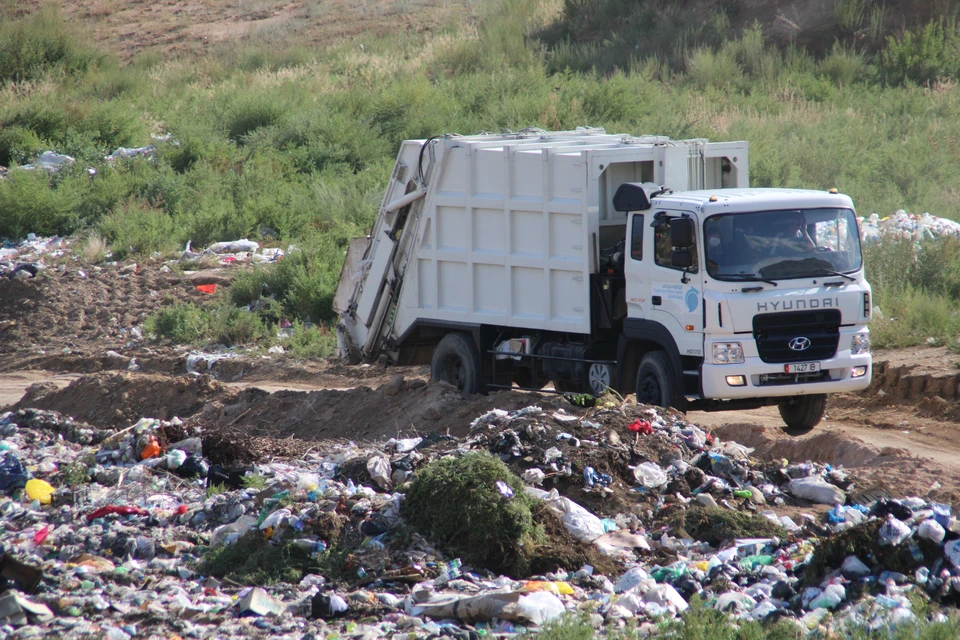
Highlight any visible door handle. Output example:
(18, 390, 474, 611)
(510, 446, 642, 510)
(652, 296, 661, 305)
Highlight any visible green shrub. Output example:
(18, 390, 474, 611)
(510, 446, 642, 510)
(145, 304, 211, 343)
(97, 200, 180, 259)
(686, 47, 741, 90)
(226, 94, 286, 143)
(280, 322, 338, 359)
(0, 125, 43, 167)
(818, 42, 868, 87)
(208, 306, 270, 345)
(0, 168, 81, 237)
(0, 7, 98, 85)
(402, 452, 542, 576)
(199, 530, 324, 585)
(881, 18, 960, 85)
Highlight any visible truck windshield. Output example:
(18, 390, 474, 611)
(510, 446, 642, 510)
(704, 208, 862, 282)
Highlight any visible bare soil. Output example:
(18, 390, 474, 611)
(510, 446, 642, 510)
(9, 0, 476, 63)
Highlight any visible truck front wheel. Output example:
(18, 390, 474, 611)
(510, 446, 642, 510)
(635, 351, 675, 409)
(778, 395, 827, 434)
(431, 333, 483, 394)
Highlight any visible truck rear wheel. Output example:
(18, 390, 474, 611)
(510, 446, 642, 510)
(778, 394, 827, 434)
(635, 351, 675, 409)
(431, 333, 483, 394)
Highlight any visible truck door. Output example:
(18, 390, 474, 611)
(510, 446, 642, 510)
(647, 212, 705, 359)
(624, 212, 648, 320)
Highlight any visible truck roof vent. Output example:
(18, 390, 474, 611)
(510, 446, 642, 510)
(613, 182, 667, 212)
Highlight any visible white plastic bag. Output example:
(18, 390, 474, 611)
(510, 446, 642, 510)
(944, 539, 960, 568)
(878, 515, 911, 546)
(841, 555, 871, 578)
(633, 462, 668, 488)
(918, 519, 946, 544)
(366, 456, 392, 490)
(807, 583, 845, 610)
(514, 591, 565, 625)
(615, 566, 650, 593)
(643, 584, 689, 612)
(787, 477, 845, 504)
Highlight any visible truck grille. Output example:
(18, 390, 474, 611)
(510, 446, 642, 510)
(752, 310, 841, 364)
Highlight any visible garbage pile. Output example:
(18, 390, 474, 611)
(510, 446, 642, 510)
(177, 238, 285, 266)
(0, 398, 957, 638)
(860, 211, 960, 244)
(0, 234, 69, 279)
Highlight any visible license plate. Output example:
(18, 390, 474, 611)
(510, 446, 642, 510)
(785, 362, 819, 373)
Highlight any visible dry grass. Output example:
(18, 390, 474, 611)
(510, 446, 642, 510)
(79, 233, 107, 264)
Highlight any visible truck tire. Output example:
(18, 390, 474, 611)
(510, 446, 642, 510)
(635, 351, 676, 409)
(778, 395, 827, 434)
(431, 333, 483, 394)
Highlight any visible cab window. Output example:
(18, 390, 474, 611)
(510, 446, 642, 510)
(630, 215, 643, 260)
(654, 217, 698, 272)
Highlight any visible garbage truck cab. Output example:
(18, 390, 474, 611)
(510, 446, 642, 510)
(618, 185, 871, 430)
(335, 130, 872, 432)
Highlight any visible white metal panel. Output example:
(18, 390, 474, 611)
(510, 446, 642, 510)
(438, 261, 468, 312)
(512, 266, 545, 322)
(474, 264, 506, 315)
(473, 208, 505, 254)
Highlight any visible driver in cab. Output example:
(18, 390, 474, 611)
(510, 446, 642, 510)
(770, 213, 816, 255)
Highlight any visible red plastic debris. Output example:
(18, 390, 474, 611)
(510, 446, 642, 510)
(627, 419, 653, 435)
(86, 506, 149, 521)
(177, 505, 188, 515)
(196, 284, 217, 294)
(33, 525, 50, 545)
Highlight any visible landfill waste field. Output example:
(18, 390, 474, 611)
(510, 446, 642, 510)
(1, 372, 960, 639)
(4, 237, 960, 638)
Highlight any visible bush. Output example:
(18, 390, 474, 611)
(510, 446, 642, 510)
(145, 304, 211, 343)
(0, 168, 81, 237)
(208, 306, 270, 345)
(199, 530, 324, 585)
(402, 452, 542, 576)
(97, 200, 181, 259)
(0, 7, 98, 85)
(881, 18, 960, 85)
(280, 322, 338, 359)
(0, 125, 43, 167)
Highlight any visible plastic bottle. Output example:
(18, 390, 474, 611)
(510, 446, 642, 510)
(733, 489, 753, 500)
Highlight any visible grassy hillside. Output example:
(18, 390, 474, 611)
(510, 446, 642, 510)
(1, 1, 960, 350)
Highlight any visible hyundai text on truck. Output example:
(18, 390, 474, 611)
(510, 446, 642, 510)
(335, 129, 872, 432)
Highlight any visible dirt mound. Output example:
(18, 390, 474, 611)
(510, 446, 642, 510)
(192, 376, 573, 442)
(9, 372, 233, 427)
(711, 423, 903, 469)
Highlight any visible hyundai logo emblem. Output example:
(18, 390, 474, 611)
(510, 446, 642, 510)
(788, 337, 812, 351)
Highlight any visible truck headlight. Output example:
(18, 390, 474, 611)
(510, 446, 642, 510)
(712, 342, 744, 364)
(851, 333, 870, 355)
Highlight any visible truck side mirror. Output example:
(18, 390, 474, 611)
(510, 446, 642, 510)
(613, 182, 665, 212)
(670, 217, 695, 248)
(672, 248, 694, 269)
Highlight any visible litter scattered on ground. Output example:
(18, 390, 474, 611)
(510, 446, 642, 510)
(0, 392, 957, 638)
(860, 210, 960, 243)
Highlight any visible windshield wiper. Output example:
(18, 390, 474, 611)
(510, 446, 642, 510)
(715, 272, 778, 287)
(808, 267, 856, 282)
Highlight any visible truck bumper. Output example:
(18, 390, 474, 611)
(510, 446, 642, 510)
(701, 351, 872, 399)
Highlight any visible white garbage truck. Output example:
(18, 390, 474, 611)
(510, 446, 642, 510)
(335, 129, 872, 431)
